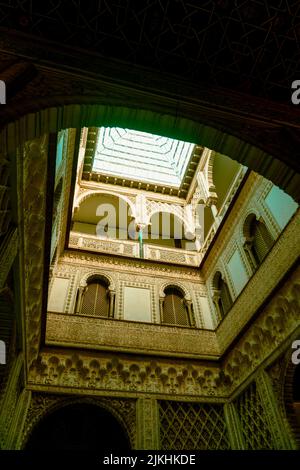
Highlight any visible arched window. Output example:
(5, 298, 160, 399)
(79, 277, 110, 317)
(243, 214, 274, 270)
(161, 287, 191, 326)
(212, 271, 233, 319)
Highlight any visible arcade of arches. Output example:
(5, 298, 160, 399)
(0, 38, 300, 451)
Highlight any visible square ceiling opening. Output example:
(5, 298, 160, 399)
(92, 127, 195, 187)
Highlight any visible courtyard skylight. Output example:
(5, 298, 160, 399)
(92, 127, 195, 187)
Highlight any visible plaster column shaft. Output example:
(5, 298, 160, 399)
(136, 398, 160, 450)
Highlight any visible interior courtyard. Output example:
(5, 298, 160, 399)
(0, 1, 300, 451)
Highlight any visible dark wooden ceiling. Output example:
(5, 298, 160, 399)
(0, 0, 299, 102)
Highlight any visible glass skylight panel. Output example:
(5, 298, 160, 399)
(92, 127, 195, 187)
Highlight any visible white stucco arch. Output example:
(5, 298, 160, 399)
(79, 270, 116, 291)
(75, 189, 137, 219)
(159, 281, 191, 301)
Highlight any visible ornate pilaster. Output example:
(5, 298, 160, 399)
(223, 402, 245, 450)
(136, 398, 160, 450)
(185, 299, 196, 327)
(256, 370, 295, 449)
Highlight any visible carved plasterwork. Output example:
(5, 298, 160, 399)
(60, 250, 202, 280)
(46, 313, 219, 358)
(255, 370, 294, 449)
(217, 212, 300, 352)
(158, 280, 191, 300)
(20, 135, 48, 366)
(79, 270, 116, 291)
(201, 172, 261, 276)
(28, 351, 226, 400)
(223, 266, 300, 392)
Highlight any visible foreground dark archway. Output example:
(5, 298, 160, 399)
(1, 100, 300, 203)
(25, 403, 130, 451)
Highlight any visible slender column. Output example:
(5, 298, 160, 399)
(136, 398, 160, 450)
(243, 240, 257, 271)
(109, 290, 116, 318)
(207, 196, 220, 227)
(212, 289, 222, 321)
(185, 299, 195, 327)
(159, 298, 164, 321)
(75, 286, 84, 314)
(256, 370, 296, 449)
(223, 402, 245, 449)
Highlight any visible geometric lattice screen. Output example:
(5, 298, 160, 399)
(80, 282, 109, 317)
(235, 381, 275, 449)
(162, 290, 190, 326)
(159, 401, 230, 450)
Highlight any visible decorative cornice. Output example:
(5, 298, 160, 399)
(60, 249, 202, 280)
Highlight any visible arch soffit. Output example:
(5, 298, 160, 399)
(75, 190, 136, 218)
(146, 208, 194, 234)
(2, 102, 299, 202)
(21, 396, 132, 449)
(79, 271, 116, 291)
(159, 281, 191, 300)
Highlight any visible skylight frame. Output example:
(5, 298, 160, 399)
(92, 127, 195, 188)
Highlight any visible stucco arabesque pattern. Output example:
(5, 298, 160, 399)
(28, 262, 300, 400)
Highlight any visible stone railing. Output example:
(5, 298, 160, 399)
(143, 244, 200, 266)
(69, 232, 139, 257)
(68, 231, 200, 266)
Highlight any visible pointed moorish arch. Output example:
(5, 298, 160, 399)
(1, 102, 299, 202)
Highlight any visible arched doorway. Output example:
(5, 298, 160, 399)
(25, 403, 130, 451)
